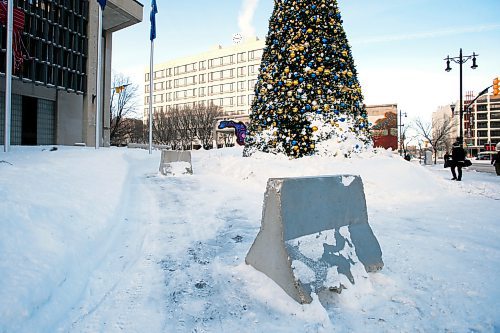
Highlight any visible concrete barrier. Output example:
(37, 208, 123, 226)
(159, 150, 193, 176)
(245, 175, 383, 304)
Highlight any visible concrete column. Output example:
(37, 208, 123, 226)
(83, 1, 100, 147)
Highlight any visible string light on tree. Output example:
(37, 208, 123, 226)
(243, 0, 371, 158)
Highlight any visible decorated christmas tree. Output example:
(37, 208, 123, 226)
(243, 0, 371, 158)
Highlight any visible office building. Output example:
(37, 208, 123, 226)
(0, 0, 142, 147)
(144, 36, 265, 123)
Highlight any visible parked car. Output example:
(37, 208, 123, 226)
(475, 151, 496, 161)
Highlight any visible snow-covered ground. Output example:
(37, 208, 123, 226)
(0, 146, 499, 333)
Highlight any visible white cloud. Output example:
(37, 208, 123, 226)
(238, 0, 260, 38)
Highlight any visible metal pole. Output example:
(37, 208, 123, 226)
(149, 40, 154, 154)
(95, 6, 103, 149)
(398, 110, 401, 156)
(459, 48, 463, 143)
(3, 0, 13, 152)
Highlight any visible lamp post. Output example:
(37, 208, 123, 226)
(398, 110, 407, 156)
(444, 48, 478, 144)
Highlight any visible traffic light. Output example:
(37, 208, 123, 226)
(494, 77, 500, 96)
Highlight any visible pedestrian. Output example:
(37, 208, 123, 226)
(450, 137, 466, 181)
(404, 153, 411, 161)
(491, 142, 500, 176)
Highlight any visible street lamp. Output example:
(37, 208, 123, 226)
(444, 48, 478, 144)
(398, 110, 407, 156)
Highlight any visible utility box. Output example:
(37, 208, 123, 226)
(424, 150, 432, 165)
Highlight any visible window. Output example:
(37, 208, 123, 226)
(154, 70, 164, 79)
(174, 79, 179, 88)
(237, 67, 245, 77)
(199, 87, 205, 97)
(209, 57, 222, 68)
(166, 92, 172, 102)
(491, 121, 500, 128)
(477, 130, 488, 137)
(187, 63, 196, 72)
(220, 69, 234, 80)
(248, 49, 262, 60)
(237, 95, 245, 106)
(145, 73, 150, 81)
(237, 52, 246, 63)
(222, 83, 234, 93)
(209, 71, 223, 81)
(237, 81, 245, 91)
(248, 64, 258, 75)
(491, 112, 500, 120)
(199, 74, 205, 83)
(222, 55, 234, 66)
(199, 61, 206, 70)
(154, 82, 163, 91)
(248, 79, 257, 91)
(153, 94, 163, 103)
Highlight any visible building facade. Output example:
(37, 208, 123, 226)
(366, 104, 398, 151)
(467, 93, 500, 155)
(1, 0, 142, 147)
(144, 37, 265, 123)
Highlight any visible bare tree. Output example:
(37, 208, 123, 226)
(193, 105, 223, 149)
(110, 73, 140, 146)
(414, 117, 455, 164)
(153, 110, 176, 147)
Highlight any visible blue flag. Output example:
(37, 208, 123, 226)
(150, 0, 158, 41)
(97, 0, 106, 10)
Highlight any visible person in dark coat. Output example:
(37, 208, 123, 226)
(451, 138, 466, 181)
(491, 143, 500, 176)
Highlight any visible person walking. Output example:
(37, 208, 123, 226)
(491, 143, 500, 176)
(451, 138, 466, 181)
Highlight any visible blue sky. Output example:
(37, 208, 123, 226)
(112, 0, 500, 121)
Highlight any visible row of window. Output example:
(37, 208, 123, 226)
(476, 130, 500, 137)
(145, 104, 249, 116)
(146, 50, 263, 81)
(146, 94, 255, 107)
(476, 104, 500, 111)
(147, 65, 261, 85)
(147, 80, 258, 94)
(475, 121, 500, 129)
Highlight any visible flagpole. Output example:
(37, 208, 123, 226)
(95, 5, 103, 149)
(3, 0, 13, 152)
(149, 40, 153, 154)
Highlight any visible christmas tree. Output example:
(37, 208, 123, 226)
(243, 0, 371, 158)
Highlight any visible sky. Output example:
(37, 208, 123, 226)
(1, 146, 499, 331)
(111, 0, 500, 122)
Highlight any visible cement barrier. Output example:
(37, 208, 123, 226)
(245, 175, 383, 304)
(159, 150, 193, 176)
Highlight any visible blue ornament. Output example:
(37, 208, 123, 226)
(299, 77, 304, 83)
(305, 105, 311, 111)
(340, 118, 346, 122)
